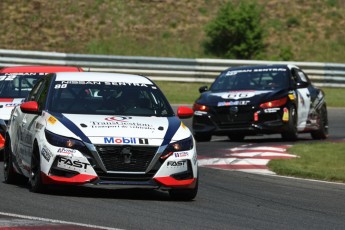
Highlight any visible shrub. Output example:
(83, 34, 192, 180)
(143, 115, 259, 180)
(203, 1, 265, 59)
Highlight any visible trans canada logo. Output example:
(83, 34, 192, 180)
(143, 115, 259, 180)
(105, 116, 131, 122)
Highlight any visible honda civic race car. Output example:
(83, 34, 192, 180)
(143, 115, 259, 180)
(0, 65, 83, 158)
(4, 72, 198, 200)
(192, 64, 328, 142)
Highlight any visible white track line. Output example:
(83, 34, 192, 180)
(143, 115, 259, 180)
(0, 211, 121, 230)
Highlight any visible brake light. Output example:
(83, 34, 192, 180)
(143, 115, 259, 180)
(193, 103, 209, 112)
(260, 97, 288, 109)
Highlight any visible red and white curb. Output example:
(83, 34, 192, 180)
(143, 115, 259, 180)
(198, 144, 296, 175)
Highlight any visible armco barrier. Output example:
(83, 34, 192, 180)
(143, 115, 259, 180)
(1, 49, 345, 87)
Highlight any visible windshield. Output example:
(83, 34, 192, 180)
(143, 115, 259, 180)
(210, 68, 289, 91)
(48, 81, 175, 117)
(0, 73, 43, 98)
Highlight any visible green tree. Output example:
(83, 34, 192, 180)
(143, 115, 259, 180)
(204, 1, 265, 59)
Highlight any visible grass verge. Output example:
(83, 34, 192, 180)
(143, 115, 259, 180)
(267, 141, 345, 183)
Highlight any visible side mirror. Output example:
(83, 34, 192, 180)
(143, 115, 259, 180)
(20, 101, 40, 114)
(177, 106, 194, 119)
(199, 86, 208, 93)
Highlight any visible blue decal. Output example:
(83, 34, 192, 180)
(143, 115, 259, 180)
(162, 117, 181, 146)
(49, 112, 91, 143)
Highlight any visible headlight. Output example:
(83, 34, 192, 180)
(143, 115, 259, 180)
(161, 136, 194, 160)
(45, 129, 88, 153)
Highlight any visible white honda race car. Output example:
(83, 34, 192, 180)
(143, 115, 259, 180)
(4, 72, 198, 200)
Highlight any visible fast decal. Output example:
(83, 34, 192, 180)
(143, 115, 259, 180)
(41, 146, 53, 162)
(167, 160, 186, 167)
(58, 156, 90, 170)
(218, 100, 250, 107)
(174, 152, 189, 158)
(57, 148, 76, 154)
(103, 137, 149, 145)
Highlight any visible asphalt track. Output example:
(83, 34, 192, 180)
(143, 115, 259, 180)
(0, 108, 344, 229)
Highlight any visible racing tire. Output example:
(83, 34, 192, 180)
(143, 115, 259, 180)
(228, 135, 245, 141)
(3, 138, 21, 184)
(311, 105, 328, 140)
(169, 178, 198, 201)
(281, 106, 298, 141)
(29, 148, 46, 193)
(194, 133, 211, 142)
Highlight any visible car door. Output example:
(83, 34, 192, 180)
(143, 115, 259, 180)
(293, 68, 312, 131)
(18, 78, 48, 174)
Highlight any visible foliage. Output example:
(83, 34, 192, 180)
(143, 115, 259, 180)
(203, 1, 265, 59)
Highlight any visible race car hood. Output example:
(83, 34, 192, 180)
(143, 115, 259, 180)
(197, 89, 288, 107)
(0, 98, 24, 121)
(45, 113, 189, 146)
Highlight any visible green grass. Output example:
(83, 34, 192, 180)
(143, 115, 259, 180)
(268, 142, 345, 183)
(321, 87, 345, 107)
(155, 81, 210, 104)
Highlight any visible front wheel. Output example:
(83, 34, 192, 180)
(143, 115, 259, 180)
(281, 106, 298, 141)
(169, 178, 198, 201)
(3, 138, 21, 184)
(29, 149, 46, 193)
(311, 105, 328, 140)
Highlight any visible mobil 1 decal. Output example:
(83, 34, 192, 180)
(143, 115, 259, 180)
(103, 137, 149, 145)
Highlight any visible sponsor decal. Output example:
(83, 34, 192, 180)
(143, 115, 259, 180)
(282, 108, 289, 121)
(181, 122, 187, 129)
(41, 146, 53, 162)
(192, 153, 197, 165)
(264, 108, 280, 113)
(225, 68, 286, 76)
(60, 81, 149, 87)
(57, 148, 76, 154)
(58, 156, 90, 169)
(218, 100, 250, 107)
(105, 116, 131, 122)
(104, 137, 149, 145)
(288, 94, 295, 100)
(5, 103, 21, 107)
(174, 152, 189, 158)
(167, 160, 186, 167)
(91, 120, 154, 130)
(221, 91, 255, 99)
(48, 116, 57, 125)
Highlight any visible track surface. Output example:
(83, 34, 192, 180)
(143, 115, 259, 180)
(0, 108, 344, 230)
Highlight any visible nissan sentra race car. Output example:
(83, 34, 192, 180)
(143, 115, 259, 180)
(4, 72, 198, 200)
(0, 65, 83, 159)
(193, 64, 328, 141)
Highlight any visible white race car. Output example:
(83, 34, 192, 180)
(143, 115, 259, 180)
(4, 72, 198, 200)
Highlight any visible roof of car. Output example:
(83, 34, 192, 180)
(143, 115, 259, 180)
(54, 72, 153, 84)
(224, 64, 299, 71)
(0, 65, 83, 73)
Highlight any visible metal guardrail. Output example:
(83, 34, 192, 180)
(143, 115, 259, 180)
(1, 49, 345, 87)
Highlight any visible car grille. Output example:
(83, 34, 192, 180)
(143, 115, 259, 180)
(212, 106, 254, 128)
(95, 145, 158, 172)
